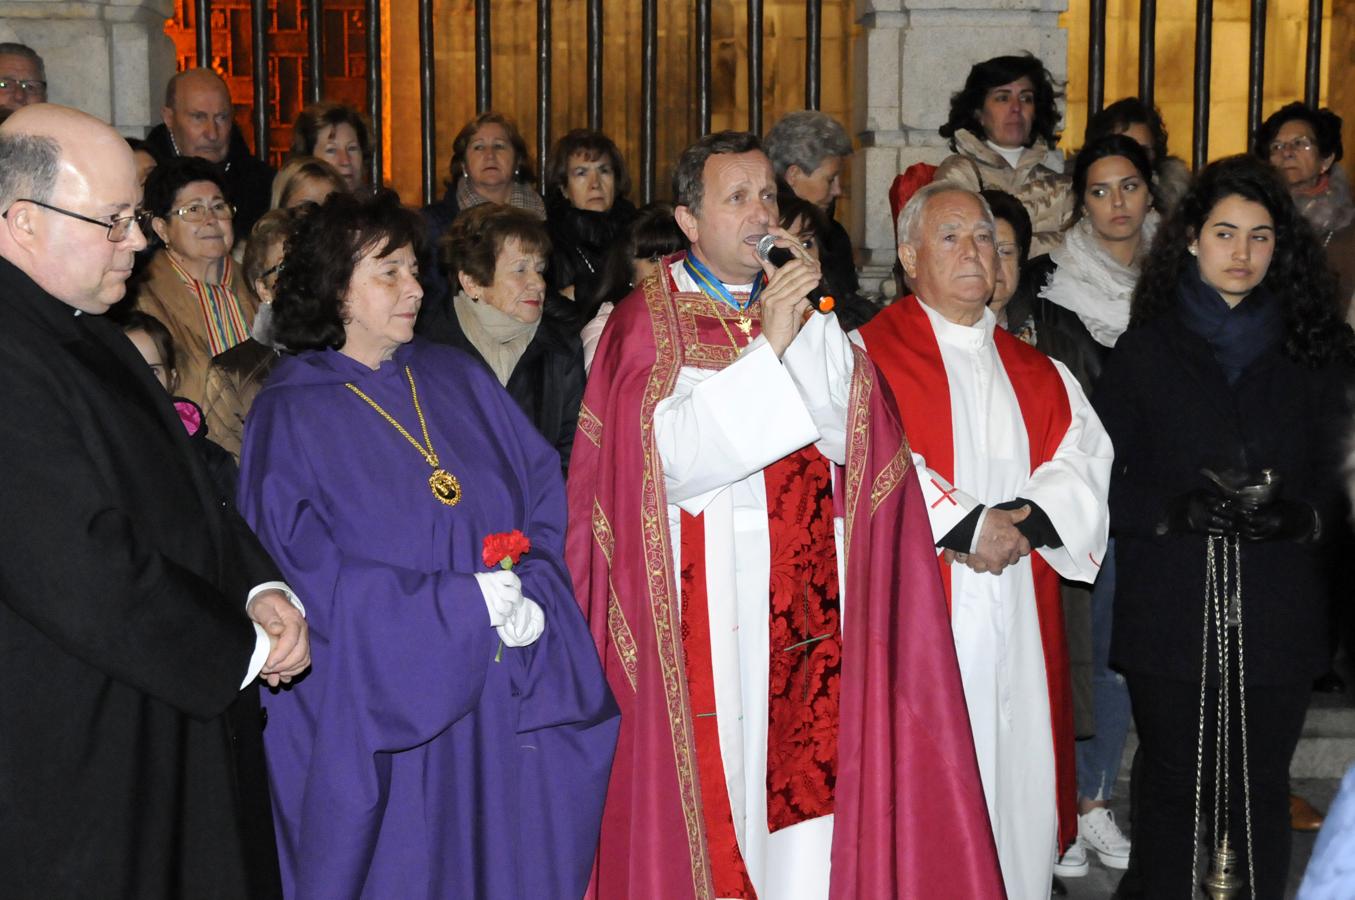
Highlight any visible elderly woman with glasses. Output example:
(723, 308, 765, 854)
(134, 155, 256, 408)
(1254, 102, 1355, 313)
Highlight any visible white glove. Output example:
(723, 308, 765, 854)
(474, 570, 545, 648)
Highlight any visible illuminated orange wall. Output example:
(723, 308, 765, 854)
(382, 1, 859, 209)
(1061, 0, 1351, 179)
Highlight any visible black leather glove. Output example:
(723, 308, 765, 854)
(1239, 499, 1318, 542)
(1158, 489, 1242, 537)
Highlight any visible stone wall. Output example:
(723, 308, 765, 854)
(0, 0, 177, 137)
(851, 0, 1069, 296)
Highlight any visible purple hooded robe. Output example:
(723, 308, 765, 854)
(238, 338, 619, 899)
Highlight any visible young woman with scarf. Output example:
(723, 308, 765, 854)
(1091, 155, 1355, 898)
(1037, 133, 1157, 879)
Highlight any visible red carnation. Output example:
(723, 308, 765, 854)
(482, 530, 532, 570)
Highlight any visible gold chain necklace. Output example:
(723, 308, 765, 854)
(344, 365, 462, 506)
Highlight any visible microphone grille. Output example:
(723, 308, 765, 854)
(755, 233, 776, 262)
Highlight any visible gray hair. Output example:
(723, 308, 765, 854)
(0, 43, 45, 80)
(672, 130, 762, 216)
(895, 181, 995, 245)
(764, 111, 852, 177)
(0, 132, 61, 210)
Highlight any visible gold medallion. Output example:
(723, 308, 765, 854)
(429, 469, 462, 506)
(736, 316, 753, 336)
(346, 368, 465, 510)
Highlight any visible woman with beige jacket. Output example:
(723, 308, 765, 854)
(935, 54, 1073, 256)
(134, 156, 257, 408)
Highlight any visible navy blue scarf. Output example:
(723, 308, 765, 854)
(1175, 261, 1283, 384)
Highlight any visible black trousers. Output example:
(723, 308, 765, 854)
(1124, 671, 1309, 900)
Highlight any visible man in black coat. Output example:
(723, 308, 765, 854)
(0, 104, 308, 899)
(142, 67, 275, 236)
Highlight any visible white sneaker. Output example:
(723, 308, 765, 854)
(1078, 806, 1131, 870)
(1052, 840, 1088, 878)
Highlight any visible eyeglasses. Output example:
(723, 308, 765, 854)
(1268, 136, 1316, 155)
(0, 78, 46, 94)
(168, 201, 236, 224)
(6, 198, 150, 242)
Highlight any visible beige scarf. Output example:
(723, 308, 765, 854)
(453, 291, 538, 385)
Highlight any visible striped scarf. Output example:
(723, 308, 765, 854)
(166, 253, 251, 356)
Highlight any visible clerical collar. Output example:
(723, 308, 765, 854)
(682, 250, 765, 311)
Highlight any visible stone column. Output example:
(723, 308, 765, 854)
(0, 0, 177, 136)
(850, 0, 1067, 297)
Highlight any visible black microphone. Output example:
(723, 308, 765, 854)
(755, 234, 835, 314)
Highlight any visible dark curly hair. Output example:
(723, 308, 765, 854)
(143, 155, 229, 219)
(1131, 155, 1354, 368)
(271, 190, 426, 352)
(1086, 97, 1169, 166)
(438, 203, 550, 290)
(544, 129, 631, 205)
(1253, 102, 1343, 163)
(1070, 134, 1156, 224)
(445, 111, 535, 191)
(939, 54, 1062, 149)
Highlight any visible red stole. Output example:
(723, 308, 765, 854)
(859, 294, 1078, 853)
(569, 264, 1005, 899)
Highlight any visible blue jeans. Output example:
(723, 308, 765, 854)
(1075, 539, 1132, 802)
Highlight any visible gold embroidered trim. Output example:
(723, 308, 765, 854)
(641, 273, 715, 899)
(871, 444, 914, 515)
(842, 345, 873, 558)
(607, 583, 639, 692)
(592, 499, 615, 564)
(578, 402, 604, 447)
(674, 292, 755, 370)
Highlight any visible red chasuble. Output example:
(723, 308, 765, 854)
(567, 259, 1005, 899)
(858, 294, 1078, 854)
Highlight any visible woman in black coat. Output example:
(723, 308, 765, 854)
(420, 203, 584, 475)
(1093, 155, 1355, 898)
(543, 129, 636, 312)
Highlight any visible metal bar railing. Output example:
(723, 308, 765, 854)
(640, 0, 657, 203)
(195, 0, 211, 67)
(306, 0, 323, 103)
(475, 0, 490, 113)
(250, 0, 268, 162)
(366, 0, 382, 185)
(587, 0, 603, 130)
(1138, 0, 1157, 109)
(537, 0, 551, 179)
(1088, 0, 1107, 117)
(1248, 0, 1267, 141)
(747, 0, 763, 135)
(420, 0, 436, 204)
(696, 0, 712, 136)
(1192, 0, 1213, 170)
(805, 0, 821, 110)
(1304, 0, 1323, 106)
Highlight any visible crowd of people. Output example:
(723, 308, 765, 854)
(0, 39, 1352, 900)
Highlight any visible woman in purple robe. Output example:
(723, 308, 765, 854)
(237, 190, 619, 899)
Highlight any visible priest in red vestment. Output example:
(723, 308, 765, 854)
(857, 183, 1112, 898)
(566, 131, 1004, 900)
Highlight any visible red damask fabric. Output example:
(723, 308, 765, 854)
(763, 447, 841, 833)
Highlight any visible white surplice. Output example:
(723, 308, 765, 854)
(901, 302, 1112, 900)
(653, 260, 857, 900)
